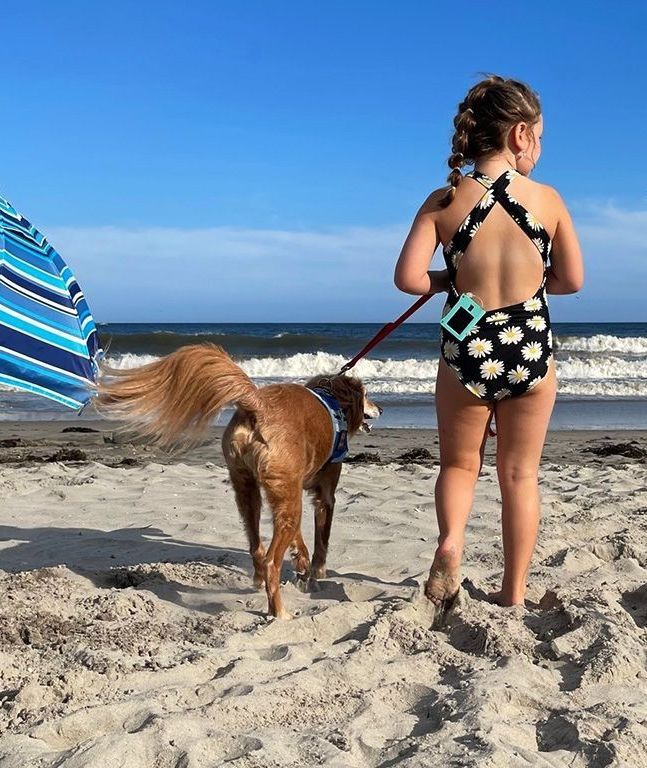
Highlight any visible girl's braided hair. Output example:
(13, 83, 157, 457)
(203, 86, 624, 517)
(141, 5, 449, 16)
(440, 75, 542, 208)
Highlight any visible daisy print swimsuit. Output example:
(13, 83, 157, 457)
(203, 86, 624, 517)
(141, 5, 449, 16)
(440, 168, 553, 402)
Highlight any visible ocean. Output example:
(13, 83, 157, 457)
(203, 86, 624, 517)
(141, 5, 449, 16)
(2, 322, 646, 429)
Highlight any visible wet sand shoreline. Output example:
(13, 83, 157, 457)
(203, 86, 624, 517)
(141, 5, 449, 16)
(1, 420, 647, 469)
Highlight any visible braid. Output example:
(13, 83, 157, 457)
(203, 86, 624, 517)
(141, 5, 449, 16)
(440, 102, 475, 208)
(438, 74, 541, 209)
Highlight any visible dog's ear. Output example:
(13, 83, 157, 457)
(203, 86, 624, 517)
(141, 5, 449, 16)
(305, 374, 333, 390)
(329, 375, 365, 433)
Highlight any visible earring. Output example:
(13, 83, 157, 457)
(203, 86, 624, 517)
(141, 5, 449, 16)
(517, 151, 527, 159)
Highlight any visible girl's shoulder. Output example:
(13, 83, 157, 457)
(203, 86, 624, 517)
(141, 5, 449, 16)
(419, 186, 452, 215)
(516, 175, 563, 200)
(419, 176, 567, 217)
(501, 174, 569, 218)
(528, 180, 568, 214)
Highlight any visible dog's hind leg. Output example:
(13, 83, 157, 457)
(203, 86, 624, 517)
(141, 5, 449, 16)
(311, 463, 342, 580)
(263, 479, 303, 619)
(230, 470, 265, 588)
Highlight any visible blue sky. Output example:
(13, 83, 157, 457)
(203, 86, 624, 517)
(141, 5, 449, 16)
(2, 1, 645, 322)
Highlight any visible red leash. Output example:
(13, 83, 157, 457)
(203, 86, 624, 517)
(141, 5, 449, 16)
(339, 294, 498, 439)
(339, 294, 433, 374)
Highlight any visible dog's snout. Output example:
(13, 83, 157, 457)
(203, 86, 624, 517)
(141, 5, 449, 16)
(363, 399, 382, 419)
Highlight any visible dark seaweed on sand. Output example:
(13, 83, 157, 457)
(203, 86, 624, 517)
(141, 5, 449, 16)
(585, 441, 646, 460)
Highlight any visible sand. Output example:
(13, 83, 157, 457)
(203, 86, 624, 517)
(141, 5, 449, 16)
(0, 422, 645, 767)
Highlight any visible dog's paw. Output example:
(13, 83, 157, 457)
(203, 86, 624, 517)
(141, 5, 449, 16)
(294, 575, 311, 593)
(291, 554, 310, 574)
(307, 577, 322, 593)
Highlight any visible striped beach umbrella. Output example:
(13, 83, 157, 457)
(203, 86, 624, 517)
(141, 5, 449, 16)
(0, 195, 102, 409)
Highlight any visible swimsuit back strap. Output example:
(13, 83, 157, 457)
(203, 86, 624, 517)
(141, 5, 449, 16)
(449, 170, 515, 257)
(448, 169, 551, 268)
(494, 191, 551, 264)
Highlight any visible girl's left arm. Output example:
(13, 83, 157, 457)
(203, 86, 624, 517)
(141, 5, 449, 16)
(394, 190, 449, 296)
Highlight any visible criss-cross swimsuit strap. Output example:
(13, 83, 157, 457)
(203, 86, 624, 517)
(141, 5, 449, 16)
(443, 169, 552, 295)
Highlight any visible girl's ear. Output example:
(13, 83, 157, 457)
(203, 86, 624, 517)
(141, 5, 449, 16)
(516, 121, 534, 152)
(507, 122, 524, 154)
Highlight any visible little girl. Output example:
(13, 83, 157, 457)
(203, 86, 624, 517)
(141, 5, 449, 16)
(394, 75, 584, 616)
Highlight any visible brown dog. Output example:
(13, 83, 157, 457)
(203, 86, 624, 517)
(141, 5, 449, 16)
(97, 344, 380, 618)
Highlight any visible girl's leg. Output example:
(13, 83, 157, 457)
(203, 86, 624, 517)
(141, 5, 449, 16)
(492, 362, 557, 605)
(426, 359, 493, 605)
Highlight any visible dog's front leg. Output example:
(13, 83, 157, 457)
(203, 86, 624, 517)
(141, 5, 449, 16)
(311, 463, 342, 580)
(312, 496, 334, 580)
(289, 531, 311, 585)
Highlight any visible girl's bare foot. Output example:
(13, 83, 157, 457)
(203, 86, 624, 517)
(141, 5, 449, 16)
(487, 589, 525, 607)
(425, 540, 462, 607)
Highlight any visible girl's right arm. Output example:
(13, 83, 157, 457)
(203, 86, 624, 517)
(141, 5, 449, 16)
(545, 187, 584, 295)
(394, 188, 450, 296)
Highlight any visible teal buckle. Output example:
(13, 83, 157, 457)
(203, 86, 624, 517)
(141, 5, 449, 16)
(440, 293, 486, 341)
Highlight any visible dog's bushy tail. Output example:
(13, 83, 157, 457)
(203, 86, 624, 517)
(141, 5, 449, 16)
(96, 344, 260, 450)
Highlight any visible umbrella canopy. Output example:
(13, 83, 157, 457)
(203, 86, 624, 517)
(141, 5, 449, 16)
(0, 195, 102, 409)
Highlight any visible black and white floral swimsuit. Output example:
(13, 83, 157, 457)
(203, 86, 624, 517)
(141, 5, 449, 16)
(440, 168, 553, 402)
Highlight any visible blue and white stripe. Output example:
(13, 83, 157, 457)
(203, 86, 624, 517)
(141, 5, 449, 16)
(0, 195, 102, 409)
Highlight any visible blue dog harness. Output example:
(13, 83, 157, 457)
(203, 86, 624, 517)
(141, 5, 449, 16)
(308, 387, 349, 463)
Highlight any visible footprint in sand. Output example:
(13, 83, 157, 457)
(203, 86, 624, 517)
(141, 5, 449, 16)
(256, 644, 290, 662)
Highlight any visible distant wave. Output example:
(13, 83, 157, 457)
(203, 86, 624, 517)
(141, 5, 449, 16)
(101, 351, 647, 398)
(99, 330, 432, 358)
(99, 329, 647, 361)
(151, 329, 226, 336)
(2, 346, 647, 400)
(105, 351, 435, 380)
(105, 353, 160, 369)
(556, 355, 647, 379)
(556, 334, 647, 355)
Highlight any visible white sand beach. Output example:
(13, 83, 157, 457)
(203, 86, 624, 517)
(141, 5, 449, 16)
(0, 424, 645, 766)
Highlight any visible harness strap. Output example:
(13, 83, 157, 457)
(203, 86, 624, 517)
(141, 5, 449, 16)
(308, 387, 349, 463)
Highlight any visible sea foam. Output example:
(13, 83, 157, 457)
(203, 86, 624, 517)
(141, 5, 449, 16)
(102, 350, 647, 398)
